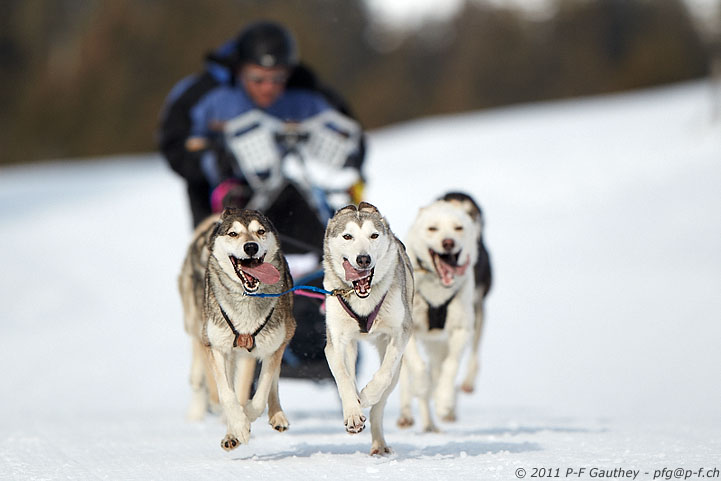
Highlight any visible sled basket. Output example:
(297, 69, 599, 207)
(224, 110, 284, 190)
(303, 111, 362, 168)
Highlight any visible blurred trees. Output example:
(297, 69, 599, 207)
(0, 0, 711, 165)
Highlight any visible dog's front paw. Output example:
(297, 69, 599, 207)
(396, 415, 414, 429)
(421, 422, 441, 433)
(269, 411, 289, 432)
(221, 421, 251, 450)
(442, 412, 457, 422)
(344, 412, 366, 434)
(434, 391, 457, 422)
(436, 405, 457, 423)
(221, 434, 240, 451)
(370, 441, 392, 456)
(460, 381, 475, 394)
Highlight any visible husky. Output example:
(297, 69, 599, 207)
(178, 208, 296, 451)
(397, 192, 490, 431)
(440, 192, 493, 394)
(323, 202, 413, 455)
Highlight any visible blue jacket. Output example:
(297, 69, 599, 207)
(189, 85, 333, 187)
(157, 37, 365, 227)
(189, 86, 332, 138)
(157, 38, 239, 182)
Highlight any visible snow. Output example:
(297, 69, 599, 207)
(2, 80, 721, 479)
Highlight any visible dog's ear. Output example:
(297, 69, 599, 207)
(220, 207, 238, 220)
(210, 220, 222, 238)
(358, 202, 379, 214)
(258, 212, 281, 239)
(359, 202, 389, 232)
(204, 220, 222, 247)
(335, 204, 358, 216)
(442, 192, 482, 222)
(396, 238, 407, 252)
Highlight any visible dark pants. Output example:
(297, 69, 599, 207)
(186, 180, 212, 227)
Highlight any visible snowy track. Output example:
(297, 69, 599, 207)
(1, 81, 720, 479)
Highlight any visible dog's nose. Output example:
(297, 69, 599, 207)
(244, 242, 259, 256)
(442, 238, 455, 252)
(356, 254, 372, 269)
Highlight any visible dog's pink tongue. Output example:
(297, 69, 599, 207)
(453, 255, 470, 276)
(241, 263, 281, 285)
(438, 262, 455, 286)
(343, 259, 370, 281)
(436, 254, 470, 287)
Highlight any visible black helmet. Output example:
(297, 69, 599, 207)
(234, 21, 298, 68)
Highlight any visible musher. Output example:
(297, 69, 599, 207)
(157, 20, 366, 380)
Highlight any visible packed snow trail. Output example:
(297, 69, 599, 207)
(1, 81, 720, 480)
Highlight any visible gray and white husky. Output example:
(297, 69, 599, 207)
(397, 193, 490, 432)
(323, 202, 413, 455)
(179, 208, 295, 451)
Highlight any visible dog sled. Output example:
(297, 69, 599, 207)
(220, 109, 362, 380)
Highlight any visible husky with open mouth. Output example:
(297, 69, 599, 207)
(178, 208, 295, 451)
(323, 202, 413, 455)
(440, 192, 493, 395)
(397, 193, 483, 432)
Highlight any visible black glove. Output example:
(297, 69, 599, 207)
(199, 133, 236, 180)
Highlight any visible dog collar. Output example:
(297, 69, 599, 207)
(218, 304, 275, 352)
(337, 293, 387, 334)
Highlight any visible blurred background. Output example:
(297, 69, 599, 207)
(1, 0, 720, 167)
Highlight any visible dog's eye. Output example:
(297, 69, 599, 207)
(228, 232, 238, 238)
(343, 234, 353, 240)
(455, 226, 463, 231)
(428, 226, 438, 232)
(257, 229, 266, 236)
(370, 233, 379, 239)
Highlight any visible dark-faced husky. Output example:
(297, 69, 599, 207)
(179, 208, 295, 451)
(323, 202, 413, 455)
(397, 192, 491, 432)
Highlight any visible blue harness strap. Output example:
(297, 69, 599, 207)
(244, 284, 333, 298)
(244, 267, 354, 299)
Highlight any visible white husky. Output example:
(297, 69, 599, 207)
(323, 202, 413, 455)
(397, 197, 479, 432)
(440, 192, 493, 394)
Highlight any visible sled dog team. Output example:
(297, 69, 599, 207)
(179, 193, 492, 455)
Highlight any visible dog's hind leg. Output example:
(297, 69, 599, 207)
(325, 337, 365, 434)
(205, 347, 250, 450)
(397, 336, 437, 432)
(204, 349, 220, 412)
(369, 355, 401, 456)
(266, 372, 289, 432)
(460, 297, 485, 394)
(187, 339, 209, 421)
(245, 345, 285, 423)
(396, 356, 413, 428)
